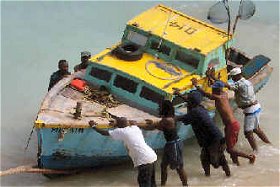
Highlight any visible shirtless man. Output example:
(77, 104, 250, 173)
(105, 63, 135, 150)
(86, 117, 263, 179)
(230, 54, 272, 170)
(207, 68, 271, 152)
(192, 78, 255, 165)
(143, 100, 188, 186)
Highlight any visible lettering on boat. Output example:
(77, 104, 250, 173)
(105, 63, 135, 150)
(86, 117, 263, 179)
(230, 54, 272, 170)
(51, 128, 84, 134)
(169, 21, 198, 35)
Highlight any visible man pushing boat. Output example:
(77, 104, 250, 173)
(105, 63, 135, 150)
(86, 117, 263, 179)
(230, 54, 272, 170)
(141, 100, 188, 186)
(89, 117, 157, 187)
(207, 67, 271, 152)
(192, 78, 256, 165)
(174, 90, 231, 177)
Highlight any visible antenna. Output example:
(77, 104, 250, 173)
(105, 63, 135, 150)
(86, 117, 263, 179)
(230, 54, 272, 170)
(207, 0, 256, 63)
(232, 0, 255, 34)
(157, 9, 173, 50)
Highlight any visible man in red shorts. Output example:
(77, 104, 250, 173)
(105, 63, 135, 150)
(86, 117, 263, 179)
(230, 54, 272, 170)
(192, 79, 255, 165)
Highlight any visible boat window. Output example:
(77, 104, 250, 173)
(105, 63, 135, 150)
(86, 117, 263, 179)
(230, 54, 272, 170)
(90, 67, 112, 82)
(126, 30, 148, 46)
(228, 48, 250, 65)
(150, 40, 171, 56)
(175, 50, 200, 69)
(114, 75, 138, 93)
(140, 86, 164, 104)
(208, 58, 220, 69)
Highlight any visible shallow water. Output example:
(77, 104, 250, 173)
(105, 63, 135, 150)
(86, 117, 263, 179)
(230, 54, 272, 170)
(1, 1, 279, 186)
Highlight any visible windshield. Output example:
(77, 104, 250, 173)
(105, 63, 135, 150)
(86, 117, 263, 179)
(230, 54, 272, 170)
(126, 30, 148, 46)
(175, 50, 200, 69)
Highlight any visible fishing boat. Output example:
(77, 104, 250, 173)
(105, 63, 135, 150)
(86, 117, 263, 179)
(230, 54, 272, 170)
(35, 4, 272, 170)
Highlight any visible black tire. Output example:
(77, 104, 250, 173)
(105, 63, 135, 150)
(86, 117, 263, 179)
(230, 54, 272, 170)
(112, 43, 143, 61)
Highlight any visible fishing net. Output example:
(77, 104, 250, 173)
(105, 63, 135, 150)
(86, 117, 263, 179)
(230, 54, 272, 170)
(207, 1, 229, 24)
(238, 0, 256, 20)
(83, 86, 121, 108)
(207, 0, 256, 24)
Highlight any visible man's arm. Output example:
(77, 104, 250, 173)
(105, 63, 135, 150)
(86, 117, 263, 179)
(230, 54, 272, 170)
(137, 119, 163, 131)
(89, 120, 109, 136)
(206, 68, 232, 89)
(175, 114, 191, 126)
(74, 64, 80, 72)
(48, 74, 56, 91)
(191, 78, 216, 100)
(93, 127, 110, 136)
(173, 88, 188, 101)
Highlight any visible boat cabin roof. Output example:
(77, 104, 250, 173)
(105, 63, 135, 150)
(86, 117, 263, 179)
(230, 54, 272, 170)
(127, 4, 232, 55)
(90, 50, 201, 94)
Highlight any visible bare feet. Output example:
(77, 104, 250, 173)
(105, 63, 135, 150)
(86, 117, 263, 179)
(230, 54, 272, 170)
(234, 159, 240, 166)
(231, 155, 240, 166)
(249, 154, 256, 164)
(222, 164, 231, 177)
(225, 170, 231, 177)
(253, 149, 258, 155)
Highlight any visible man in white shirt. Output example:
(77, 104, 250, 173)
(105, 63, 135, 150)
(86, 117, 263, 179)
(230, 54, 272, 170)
(89, 117, 157, 187)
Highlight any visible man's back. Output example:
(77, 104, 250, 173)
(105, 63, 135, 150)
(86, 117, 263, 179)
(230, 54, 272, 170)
(213, 92, 236, 126)
(159, 117, 179, 142)
(231, 78, 256, 108)
(180, 105, 223, 147)
(109, 125, 157, 167)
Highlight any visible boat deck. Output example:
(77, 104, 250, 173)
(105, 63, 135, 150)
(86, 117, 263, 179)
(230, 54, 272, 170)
(36, 72, 160, 129)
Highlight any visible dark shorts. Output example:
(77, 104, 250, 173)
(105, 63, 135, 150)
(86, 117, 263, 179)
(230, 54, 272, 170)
(161, 139, 184, 170)
(137, 162, 156, 187)
(201, 138, 227, 168)
(225, 121, 240, 150)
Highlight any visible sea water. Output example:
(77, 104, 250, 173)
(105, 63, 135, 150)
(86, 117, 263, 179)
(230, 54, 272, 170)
(1, 1, 279, 186)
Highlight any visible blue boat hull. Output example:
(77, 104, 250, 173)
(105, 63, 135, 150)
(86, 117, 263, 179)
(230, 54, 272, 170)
(37, 122, 195, 170)
(253, 72, 271, 93)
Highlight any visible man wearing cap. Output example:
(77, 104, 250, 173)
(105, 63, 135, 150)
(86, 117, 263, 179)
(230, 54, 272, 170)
(89, 117, 157, 187)
(192, 78, 255, 165)
(48, 59, 71, 91)
(174, 90, 230, 177)
(207, 67, 270, 152)
(74, 51, 91, 72)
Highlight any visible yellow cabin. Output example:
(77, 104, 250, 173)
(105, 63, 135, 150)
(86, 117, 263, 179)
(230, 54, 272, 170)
(84, 4, 234, 113)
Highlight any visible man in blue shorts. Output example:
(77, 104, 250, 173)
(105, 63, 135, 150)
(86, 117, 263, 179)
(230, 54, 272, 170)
(208, 67, 271, 152)
(143, 100, 188, 186)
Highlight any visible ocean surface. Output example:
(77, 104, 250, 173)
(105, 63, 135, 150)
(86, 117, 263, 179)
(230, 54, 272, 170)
(1, 1, 279, 186)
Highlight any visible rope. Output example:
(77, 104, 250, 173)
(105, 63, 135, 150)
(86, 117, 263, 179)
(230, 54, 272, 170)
(24, 125, 35, 151)
(157, 6, 173, 50)
(0, 165, 80, 177)
(145, 61, 183, 80)
(163, 71, 195, 89)
(83, 86, 121, 108)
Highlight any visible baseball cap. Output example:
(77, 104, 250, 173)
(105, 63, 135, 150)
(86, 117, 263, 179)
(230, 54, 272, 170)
(81, 51, 91, 57)
(212, 81, 225, 89)
(229, 67, 242, 76)
(187, 91, 202, 105)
